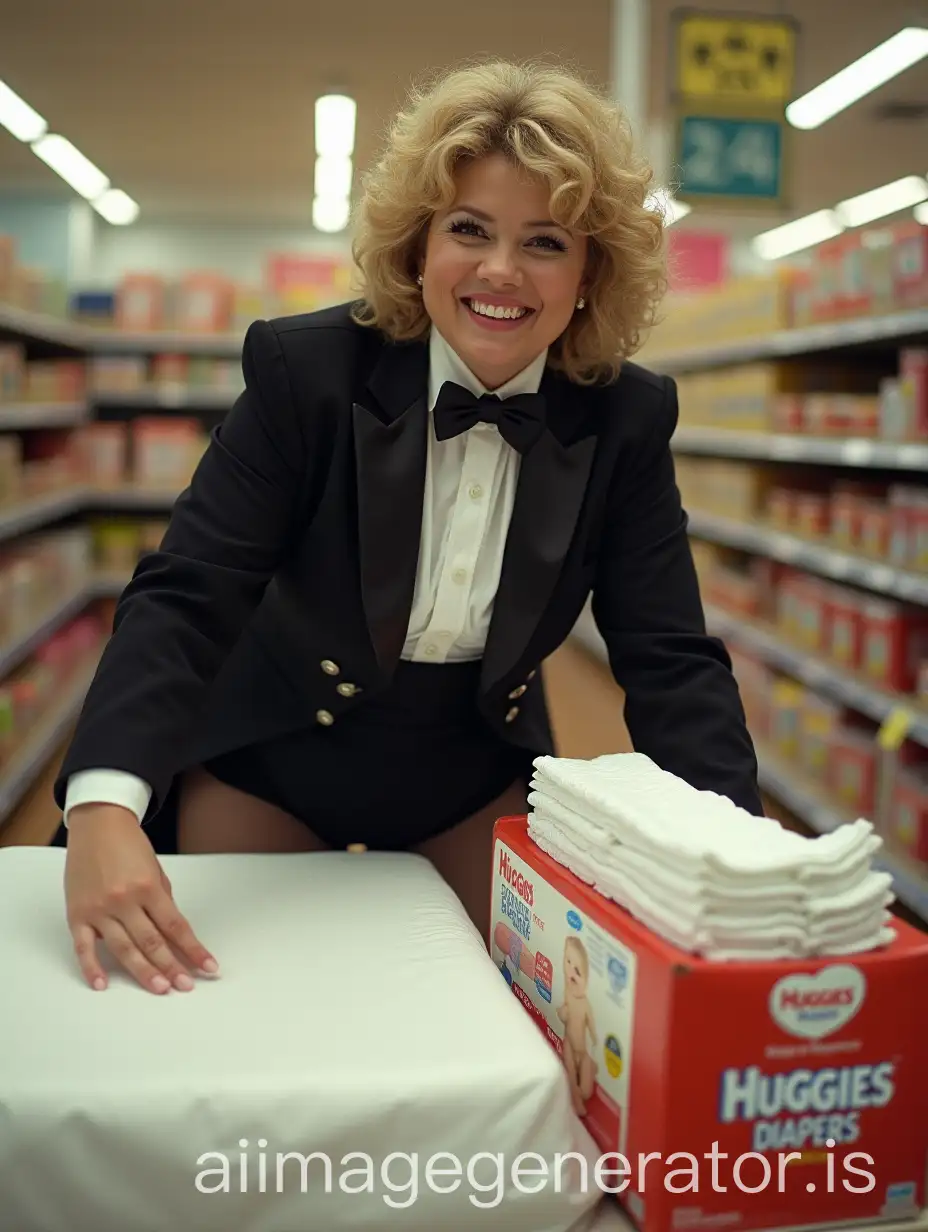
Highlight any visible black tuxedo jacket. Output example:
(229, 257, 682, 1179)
(55, 302, 762, 818)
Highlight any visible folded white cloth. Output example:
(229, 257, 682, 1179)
(529, 815, 896, 962)
(531, 753, 876, 879)
(527, 751, 896, 962)
(528, 790, 887, 913)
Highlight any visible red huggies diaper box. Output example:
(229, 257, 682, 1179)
(491, 815, 928, 1232)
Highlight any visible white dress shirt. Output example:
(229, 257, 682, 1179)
(63, 327, 548, 825)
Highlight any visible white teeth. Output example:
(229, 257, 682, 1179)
(467, 300, 528, 320)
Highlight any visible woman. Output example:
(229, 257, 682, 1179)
(58, 59, 761, 997)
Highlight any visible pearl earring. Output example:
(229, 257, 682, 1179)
(417, 274, 423, 286)
(576, 296, 585, 310)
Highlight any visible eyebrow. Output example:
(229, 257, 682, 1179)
(450, 204, 569, 231)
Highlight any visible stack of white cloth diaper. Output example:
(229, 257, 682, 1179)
(527, 752, 896, 961)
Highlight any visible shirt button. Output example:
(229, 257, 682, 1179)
(469, 483, 484, 501)
(424, 643, 438, 657)
(452, 568, 468, 585)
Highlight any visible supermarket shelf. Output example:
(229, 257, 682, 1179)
(673, 426, 928, 470)
(704, 605, 928, 747)
(0, 303, 245, 357)
(0, 402, 90, 429)
(93, 387, 240, 409)
(0, 585, 97, 679)
(82, 326, 243, 357)
(87, 487, 181, 511)
(649, 308, 928, 373)
(0, 303, 88, 350)
(756, 744, 928, 921)
(687, 510, 928, 604)
(570, 600, 928, 747)
(0, 489, 86, 544)
(0, 660, 96, 826)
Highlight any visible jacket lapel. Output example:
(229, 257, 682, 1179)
(481, 368, 599, 694)
(352, 339, 429, 675)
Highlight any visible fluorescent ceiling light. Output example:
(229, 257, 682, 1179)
(646, 190, 691, 226)
(313, 195, 350, 233)
(786, 27, 928, 130)
(752, 209, 844, 261)
(314, 154, 353, 200)
(914, 201, 928, 224)
(0, 79, 47, 142)
(835, 175, 928, 227)
(32, 133, 109, 199)
(93, 188, 139, 225)
(315, 94, 356, 156)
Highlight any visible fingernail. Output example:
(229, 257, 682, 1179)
(93, 977, 106, 991)
(152, 975, 170, 993)
(200, 958, 219, 974)
(175, 973, 195, 992)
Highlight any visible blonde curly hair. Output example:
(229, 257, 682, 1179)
(351, 59, 668, 385)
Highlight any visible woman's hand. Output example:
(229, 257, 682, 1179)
(64, 804, 218, 994)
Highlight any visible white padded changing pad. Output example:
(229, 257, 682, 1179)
(0, 845, 605, 1232)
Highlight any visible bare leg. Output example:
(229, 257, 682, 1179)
(561, 1036, 587, 1116)
(177, 767, 332, 854)
(579, 1051, 597, 1101)
(412, 779, 527, 944)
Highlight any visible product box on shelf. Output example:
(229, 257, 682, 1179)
(859, 598, 928, 693)
(116, 275, 167, 333)
(491, 815, 928, 1232)
(886, 768, 928, 866)
(827, 586, 866, 671)
(172, 273, 234, 334)
(900, 349, 928, 437)
(827, 722, 879, 818)
(892, 222, 928, 310)
(131, 417, 205, 490)
(0, 343, 25, 402)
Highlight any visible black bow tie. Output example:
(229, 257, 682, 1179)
(432, 381, 546, 455)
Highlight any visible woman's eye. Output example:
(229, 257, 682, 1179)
(531, 235, 567, 253)
(449, 219, 485, 237)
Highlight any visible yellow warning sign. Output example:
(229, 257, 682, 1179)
(675, 13, 797, 105)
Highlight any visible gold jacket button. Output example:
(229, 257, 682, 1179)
(508, 684, 527, 699)
(526, 669, 537, 681)
(321, 660, 340, 676)
(316, 709, 335, 726)
(337, 682, 359, 697)
(347, 842, 367, 853)
(505, 706, 520, 723)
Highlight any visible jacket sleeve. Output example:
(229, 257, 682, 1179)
(54, 318, 311, 815)
(590, 375, 763, 815)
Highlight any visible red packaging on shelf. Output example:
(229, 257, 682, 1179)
(858, 503, 891, 559)
(828, 586, 865, 670)
(886, 770, 928, 865)
(492, 815, 928, 1232)
(892, 222, 928, 310)
(116, 275, 166, 332)
(827, 726, 878, 817)
(793, 493, 830, 539)
(860, 598, 928, 693)
(900, 349, 928, 437)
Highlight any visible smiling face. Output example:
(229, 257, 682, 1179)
(420, 153, 589, 389)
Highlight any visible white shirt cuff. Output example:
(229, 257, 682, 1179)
(63, 770, 153, 827)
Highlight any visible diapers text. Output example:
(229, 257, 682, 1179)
(719, 1062, 895, 1152)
